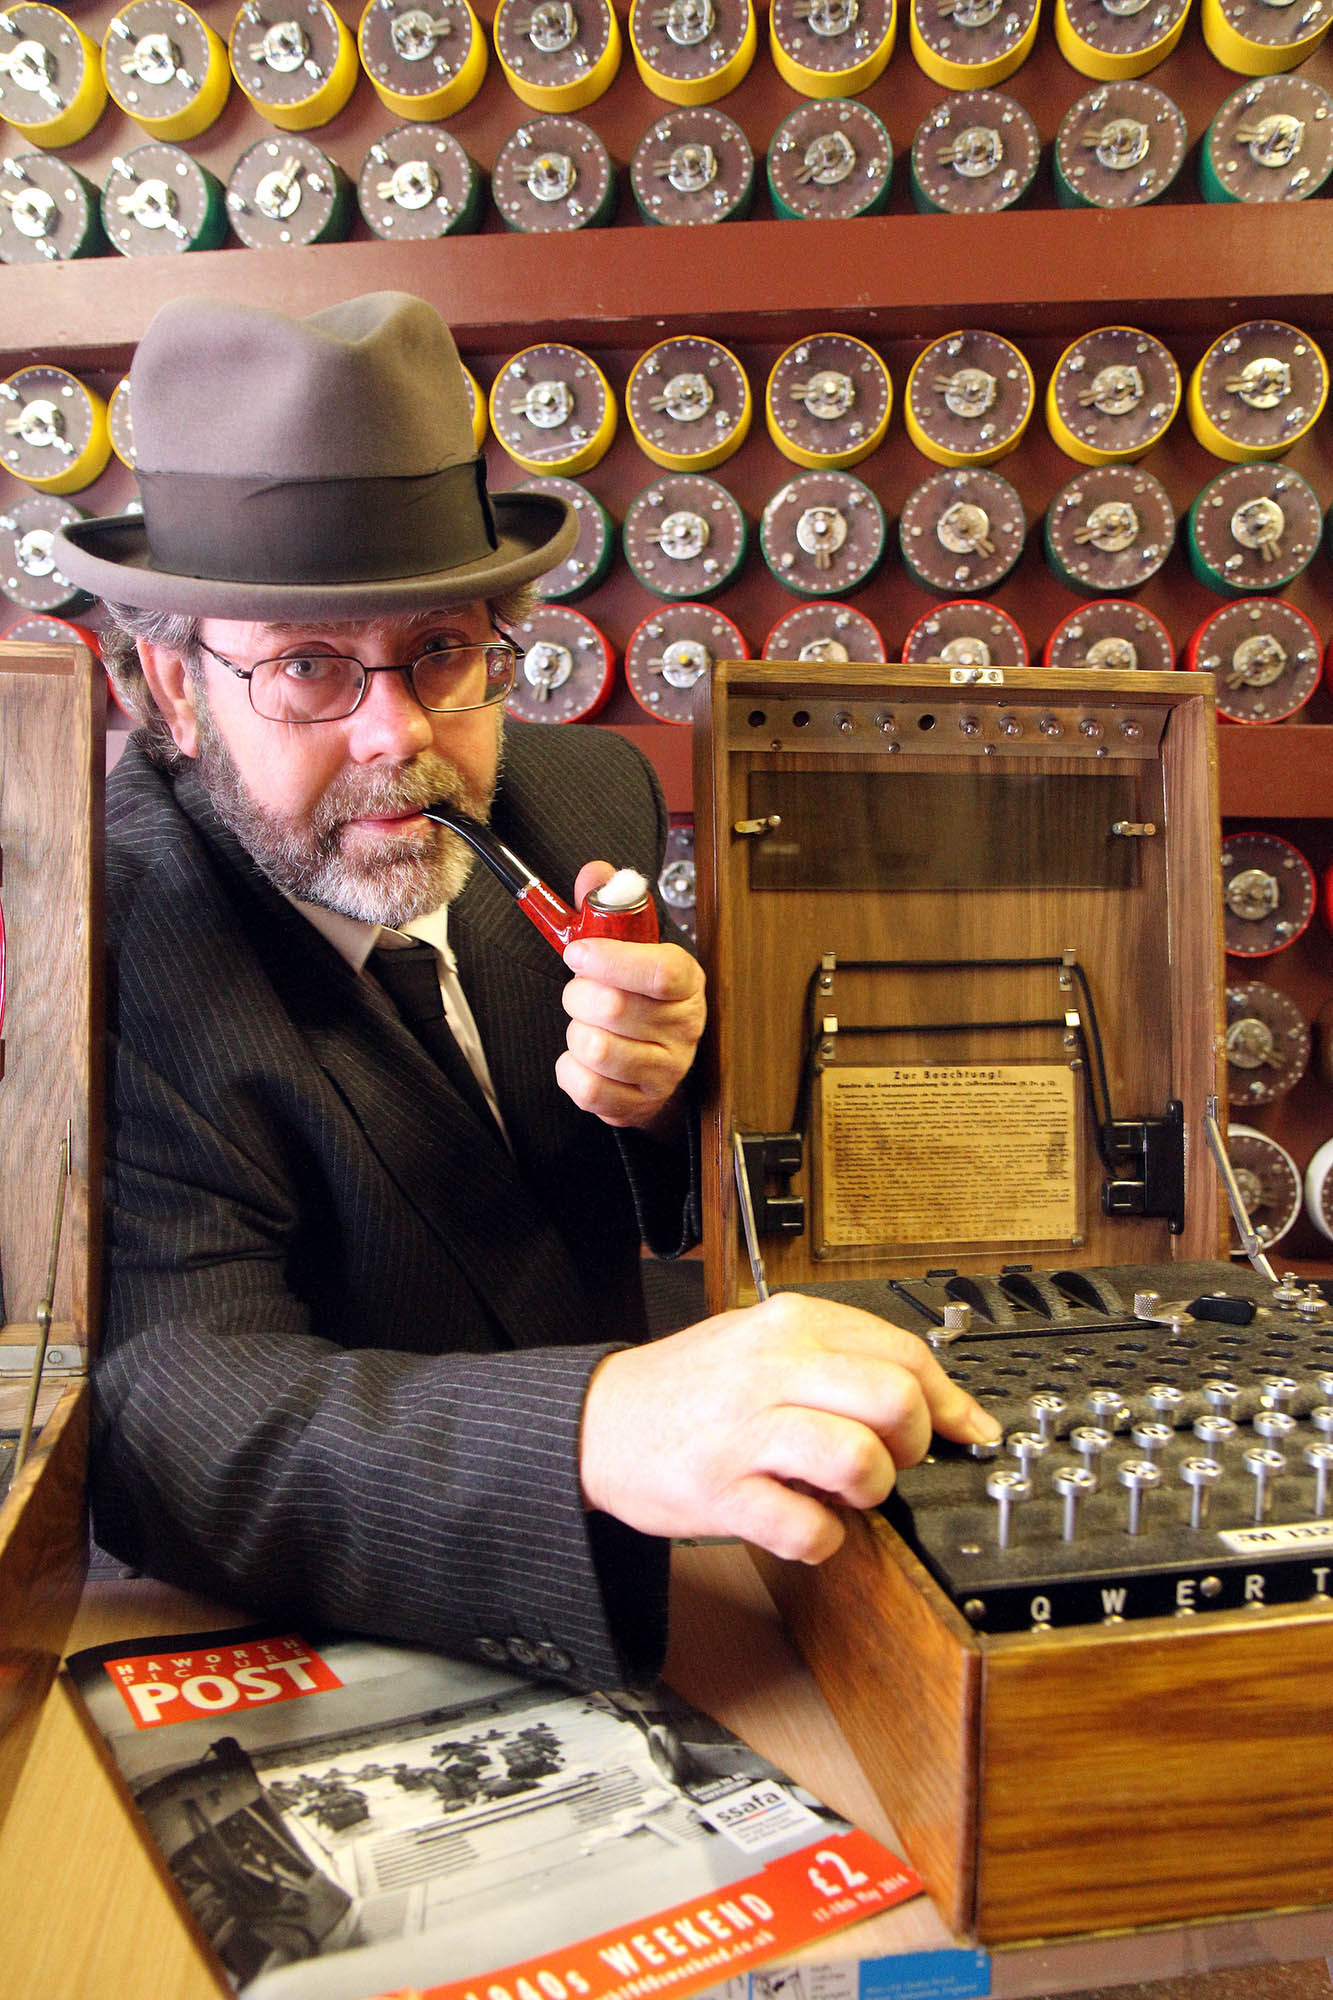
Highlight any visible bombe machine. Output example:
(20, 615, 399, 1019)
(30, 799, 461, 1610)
(695, 657, 1333, 1944)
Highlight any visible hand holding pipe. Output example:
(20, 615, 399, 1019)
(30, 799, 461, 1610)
(421, 802, 659, 951)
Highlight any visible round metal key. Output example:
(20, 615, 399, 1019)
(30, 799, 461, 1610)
(909, 0, 1039, 86)
(504, 602, 616, 721)
(622, 472, 747, 598)
(227, 0, 358, 129)
(630, 103, 754, 221)
(1044, 464, 1176, 594)
(107, 376, 135, 465)
(658, 817, 696, 942)
(508, 473, 614, 600)
(1043, 598, 1175, 671)
(768, 0, 896, 96)
(357, 124, 482, 239)
(1228, 1125, 1302, 1251)
(1201, 74, 1333, 202)
(0, 3, 105, 146)
(1185, 597, 1321, 720)
(1202, 0, 1333, 73)
(1186, 463, 1322, 595)
(1046, 326, 1181, 465)
(905, 329, 1034, 467)
(761, 468, 886, 597)
(1225, 979, 1310, 1106)
(0, 493, 90, 612)
(1187, 320, 1328, 461)
(491, 113, 615, 230)
(101, 140, 226, 251)
(488, 343, 617, 475)
(1221, 830, 1316, 956)
(625, 335, 750, 470)
(0, 151, 103, 261)
(493, 0, 621, 110)
(226, 133, 353, 245)
(900, 466, 1025, 594)
(765, 333, 892, 469)
(627, 0, 755, 103)
(357, 0, 488, 119)
(902, 597, 1028, 666)
(763, 599, 887, 661)
(624, 600, 748, 724)
(1054, 81, 1187, 206)
(1054, 0, 1190, 78)
(765, 97, 893, 220)
(0, 364, 110, 494)
(102, 0, 231, 140)
(910, 88, 1040, 213)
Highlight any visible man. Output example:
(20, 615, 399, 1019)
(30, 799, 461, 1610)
(56, 292, 999, 1691)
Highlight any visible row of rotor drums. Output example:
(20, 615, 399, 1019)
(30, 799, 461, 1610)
(1231, 1125, 1333, 1257)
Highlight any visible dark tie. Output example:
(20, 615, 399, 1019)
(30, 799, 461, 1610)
(370, 940, 501, 1133)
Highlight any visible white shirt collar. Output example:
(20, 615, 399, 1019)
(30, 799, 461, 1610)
(285, 895, 456, 973)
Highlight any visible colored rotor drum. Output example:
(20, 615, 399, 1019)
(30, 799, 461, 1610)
(630, 105, 753, 222)
(503, 603, 616, 721)
(769, 0, 896, 96)
(493, 0, 620, 110)
(0, 365, 110, 494)
(622, 473, 747, 599)
(908, 0, 1039, 89)
(101, 141, 227, 251)
(899, 467, 1025, 594)
(1046, 327, 1181, 466)
(766, 98, 893, 219)
(102, 0, 230, 140)
(1054, 81, 1186, 206)
(905, 330, 1035, 468)
(357, 0, 487, 120)
(510, 474, 613, 600)
(0, 494, 90, 612)
(461, 365, 486, 449)
(1225, 978, 1310, 1106)
(902, 598, 1028, 666)
(0, 4, 105, 146)
(1044, 598, 1175, 671)
(910, 89, 1040, 213)
(357, 124, 482, 239)
(492, 114, 615, 230)
(627, 0, 755, 103)
(761, 469, 886, 597)
(1202, 0, 1333, 71)
(1221, 830, 1316, 956)
(765, 334, 892, 470)
(1186, 464, 1322, 596)
(488, 344, 617, 476)
(624, 601, 747, 724)
(1229, 1125, 1301, 1251)
(1187, 321, 1328, 462)
(763, 600, 887, 661)
(625, 336, 750, 471)
(227, 0, 358, 129)
(0, 611, 99, 653)
(107, 376, 135, 465)
(1201, 75, 1333, 202)
(1184, 597, 1321, 721)
(1044, 465, 1175, 594)
(1054, 0, 1190, 79)
(0, 152, 104, 261)
(1307, 1135, 1333, 1242)
(226, 134, 353, 245)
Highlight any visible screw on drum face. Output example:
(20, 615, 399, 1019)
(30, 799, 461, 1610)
(1053, 1463, 1098, 1540)
(986, 1466, 1032, 1547)
(1180, 1454, 1223, 1528)
(1118, 1457, 1161, 1534)
(1244, 1444, 1286, 1519)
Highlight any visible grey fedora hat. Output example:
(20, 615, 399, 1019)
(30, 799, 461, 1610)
(54, 290, 577, 619)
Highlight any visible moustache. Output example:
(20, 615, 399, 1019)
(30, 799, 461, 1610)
(315, 758, 480, 838)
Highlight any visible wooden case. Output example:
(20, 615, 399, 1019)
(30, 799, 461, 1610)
(0, 640, 103, 1823)
(693, 658, 1333, 1943)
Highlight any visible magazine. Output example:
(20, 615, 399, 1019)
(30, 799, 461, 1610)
(64, 1625, 924, 2000)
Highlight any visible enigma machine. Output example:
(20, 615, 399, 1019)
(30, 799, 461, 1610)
(694, 657, 1333, 1945)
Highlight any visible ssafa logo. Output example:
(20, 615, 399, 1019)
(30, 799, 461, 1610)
(104, 1635, 343, 1728)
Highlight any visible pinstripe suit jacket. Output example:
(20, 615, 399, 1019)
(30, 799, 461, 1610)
(93, 722, 700, 1688)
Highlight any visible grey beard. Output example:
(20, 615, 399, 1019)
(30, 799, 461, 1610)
(193, 701, 499, 927)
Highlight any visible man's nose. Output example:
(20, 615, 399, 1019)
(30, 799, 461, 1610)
(345, 666, 436, 760)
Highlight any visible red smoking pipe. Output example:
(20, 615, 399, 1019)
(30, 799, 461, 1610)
(421, 802, 659, 951)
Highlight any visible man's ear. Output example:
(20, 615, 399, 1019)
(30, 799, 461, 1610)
(137, 640, 200, 759)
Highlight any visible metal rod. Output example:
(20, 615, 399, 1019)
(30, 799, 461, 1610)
(12, 1123, 71, 1480)
(1203, 1102, 1277, 1284)
(732, 1130, 771, 1304)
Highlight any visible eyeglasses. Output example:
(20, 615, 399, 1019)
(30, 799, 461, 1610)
(196, 638, 520, 724)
